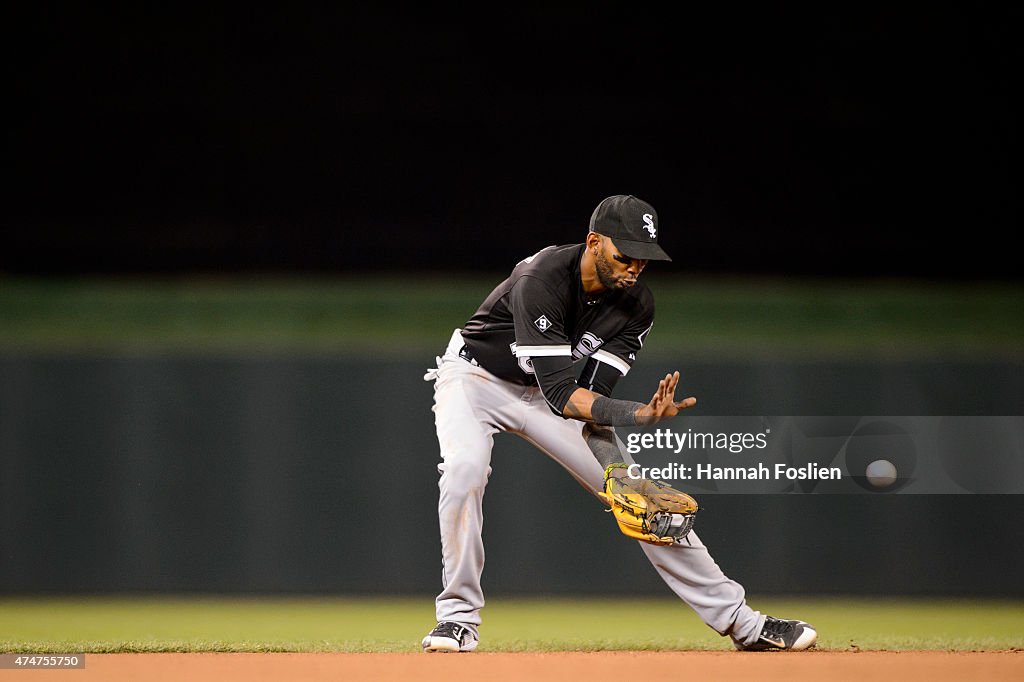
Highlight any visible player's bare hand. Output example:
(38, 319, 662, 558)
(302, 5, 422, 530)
(636, 371, 697, 424)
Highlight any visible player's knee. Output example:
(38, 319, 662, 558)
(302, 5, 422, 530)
(440, 458, 491, 495)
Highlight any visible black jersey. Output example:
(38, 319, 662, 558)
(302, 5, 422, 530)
(461, 243, 655, 410)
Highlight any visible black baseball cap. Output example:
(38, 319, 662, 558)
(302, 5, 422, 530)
(588, 194, 672, 262)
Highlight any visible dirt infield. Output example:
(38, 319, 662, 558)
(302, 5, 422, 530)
(5, 651, 1021, 682)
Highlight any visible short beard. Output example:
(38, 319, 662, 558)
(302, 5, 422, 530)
(594, 248, 619, 289)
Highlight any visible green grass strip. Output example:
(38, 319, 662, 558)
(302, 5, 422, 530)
(0, 596, 1021, 653)
(1, 275, 1022, 359)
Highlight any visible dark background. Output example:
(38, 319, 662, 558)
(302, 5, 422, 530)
(2, 6, 1022, 598)
(4, 5, 1019, 278)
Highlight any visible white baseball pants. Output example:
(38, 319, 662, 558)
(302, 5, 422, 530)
(424, 329, 765, 646)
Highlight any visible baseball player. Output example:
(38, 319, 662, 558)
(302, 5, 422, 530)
(421, 195, 817, 653)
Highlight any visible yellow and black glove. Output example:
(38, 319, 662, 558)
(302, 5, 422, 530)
(598, 463, 699, 546)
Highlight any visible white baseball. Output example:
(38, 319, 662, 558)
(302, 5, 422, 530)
(865, 459, 898, 488)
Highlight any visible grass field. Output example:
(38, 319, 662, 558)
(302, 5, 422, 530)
(1, 274, 1022, 359)
(1, 596, 1021, 653)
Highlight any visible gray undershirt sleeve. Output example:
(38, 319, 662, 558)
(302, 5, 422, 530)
(582, 423, 623, 469)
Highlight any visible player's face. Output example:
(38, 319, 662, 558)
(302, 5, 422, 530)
(595, 237, 647, 289)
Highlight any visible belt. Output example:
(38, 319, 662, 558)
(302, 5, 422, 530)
(458, 344, 479, 366)
(446, 328, 479, 366)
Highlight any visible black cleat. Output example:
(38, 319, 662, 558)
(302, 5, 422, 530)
(735, 616, 818, 651)
(421, 621, 478, 652)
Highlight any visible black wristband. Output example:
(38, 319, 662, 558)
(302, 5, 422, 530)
(590, 396, 644, 427)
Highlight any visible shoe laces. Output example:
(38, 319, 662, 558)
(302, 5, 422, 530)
(762, 617, 795, 638)
(431, 621, 465, 639)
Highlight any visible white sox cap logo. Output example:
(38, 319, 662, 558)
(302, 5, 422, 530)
(534, 315, 551, 332)
(642, 213, 656, 238)
(588, 195, 671, 261)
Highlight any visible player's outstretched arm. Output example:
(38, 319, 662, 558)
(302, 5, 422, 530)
(563, 371, 696, 426)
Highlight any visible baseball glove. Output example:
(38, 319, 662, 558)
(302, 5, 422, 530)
(598, 463, 699, 546)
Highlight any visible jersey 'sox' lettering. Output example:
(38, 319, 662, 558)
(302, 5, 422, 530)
(518, 355, 535, 374)
(509, 342, 536, 374)
(637, 322, 653, 347)
(571, 331, 604, 361)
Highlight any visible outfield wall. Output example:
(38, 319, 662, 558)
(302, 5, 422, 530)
(1, 355, 1022, 596)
